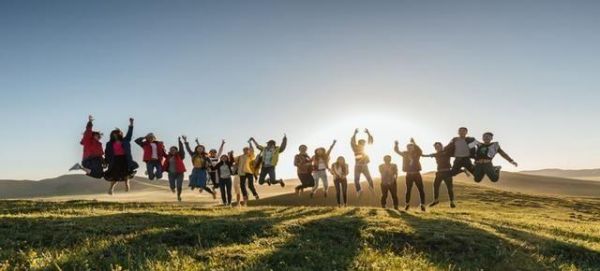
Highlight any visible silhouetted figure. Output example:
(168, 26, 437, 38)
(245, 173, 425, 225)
(423, 142, 456, 208)
(331, 156, 349, 207)
(446, 127, 477, 176)
(311, 140, 336, 198)
(379, 155, 399, 209)
(351, 128, 374, 196)
(183, 136, 216, 199)
(135, 133, 166, 180)
(163, 137, 186, 201)
(250, 135, 287, 187)
(207, 140, 226, 190)
(395, 138, 426, 212)
(104, 118, 139, 195)
(294, 145, 315, 195)
(70, 115, 104, 179)
(473, 132, 518, 182)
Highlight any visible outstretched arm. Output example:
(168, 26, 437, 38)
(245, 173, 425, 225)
(279, 134, 287, 153)
(217, 140, 225, 157)
(82, 115, 94, 144)
(393, 141, 404, 156)
(327, 140, 337, 157)
(351, 129, 358, 150)
(183, 136, 194, 156)
(250, 137, 264, 151)
(498, 147, 518, 167)
(195, 138, 200, 147)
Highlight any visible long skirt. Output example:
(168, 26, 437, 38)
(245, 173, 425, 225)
(104, 155, 129, 182)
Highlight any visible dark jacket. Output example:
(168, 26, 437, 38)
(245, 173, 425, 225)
(104, 125, 139, 172)
(395, 144, 423, 173)
(423, 151, 452, 171)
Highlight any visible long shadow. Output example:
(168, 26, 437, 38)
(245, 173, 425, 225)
(379, 210, 549, 270)
(52, 207, 336, 270)
(250, 208, 365, 270)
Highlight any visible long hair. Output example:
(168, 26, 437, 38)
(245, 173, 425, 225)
(313, 147, 329, 166)
(109, 129, 123, 142)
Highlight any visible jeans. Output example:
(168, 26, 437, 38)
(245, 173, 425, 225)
(451, 157, 474, 176)
(334, 178, 348, 205)
(258, 166, 282, 185)
(168, 172, 183, 198)
(474, 162, 500, 183)
(240, 174, 259, 198)
(219, 177, 233, 205)
(146, 160, 163, 180)
(354, 164, 374, 192)
(405, 173, 425, 205)
(381, 180, 399, 208)
(312, 170, 328, 193)
(296, 173, 315, 190)
(433, 171, 454, 201)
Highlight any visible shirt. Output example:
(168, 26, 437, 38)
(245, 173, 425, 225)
(379, 163, 398, 184)
(294, 153, 313, 174)
(150, 143, 158, 160)
(263, 149, 274, 167)
(112, 142, 125, 156)
(168, 157, 177, 173)
(454, 138, 470, 158)
(219, 164, 232, 179)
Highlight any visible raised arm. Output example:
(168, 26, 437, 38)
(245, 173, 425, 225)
(279, 134, 287, 153)
(326, 140, 337, 157)
(250, 137, 264, 151)
(134, 137, 145, 147)
(178, 137, 185, 159)
(124, 118, 134, 142)
(365, 129, 374, 144)
(393, 141, 405, 156)
(183, 136, 194, 156)
(351, 129, 358, 150)
(412, 139, 423, 156)
(81, 116, 94, 144)
(217, 140, 225, 157)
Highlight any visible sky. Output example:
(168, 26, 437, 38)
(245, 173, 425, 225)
(1, 0, 599, 180)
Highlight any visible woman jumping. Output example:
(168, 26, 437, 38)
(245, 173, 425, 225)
(183, 136, 217, 199)
(311, 140, 336, 198)
(104, 118, 139, 195)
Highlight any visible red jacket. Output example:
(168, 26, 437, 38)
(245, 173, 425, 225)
(162, 154, 187, 174)
(80, 121, 104, 159)
(136, 139, 167, 162)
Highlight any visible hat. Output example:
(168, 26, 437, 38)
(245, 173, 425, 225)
(146, 133, 155, 138)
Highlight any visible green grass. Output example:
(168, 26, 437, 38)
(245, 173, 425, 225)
(0, 185, 599, 271)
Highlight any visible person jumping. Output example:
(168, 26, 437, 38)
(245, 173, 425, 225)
(70, 115, 105, 179)
(135, 133, 166, 180)
(250, 134, 287, 187)
(351, 128, 374, 196)
(473, 132, 518, 183)
(423, 142, 457, 208)
(395, 138, 426, 212)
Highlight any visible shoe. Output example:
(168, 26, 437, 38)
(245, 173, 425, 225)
(280, 180, 285, 188)
(177, 196, 182, 202)
(295, 188, 300, 195)
(144, 170, 148, 176)
(420, 204, 426, 212)
(212, 192, 217, 199)
(338, 204, 342, 208)
(69, 163, 83, 171)
(128, 171, 137, 179)
(464, 170, 471, 177)
(404, 205, 410, 211)
(108, 189, 113, 196)
(494, 166, 502, 174)
(254, 195, 260, 200)
(171, 188, 176, 193)
(429, 200, 440, 207)
(450, 202, 457, 208)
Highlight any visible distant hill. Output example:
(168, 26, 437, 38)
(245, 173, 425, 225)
(521, 168, 600, 180)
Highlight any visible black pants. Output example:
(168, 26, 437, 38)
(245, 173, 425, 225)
(333, 178, 348, 205)
(381, 180, 398, 208)
(433, 171, 454, 201)
(474, 163, 500, 183)
(209, 171, 219, 188)
(168, 172, 184, 198)
(240, 174, 259, 198)
(451, 157, 474, 176)
(219, 177, 233, 205)
(406, 173, 425, 205)
(258, 166, 282, 185)
(296, 173, 315, 190)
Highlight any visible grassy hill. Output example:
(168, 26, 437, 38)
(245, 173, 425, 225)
(522, 168, 600, 181)
(0, 177, 599, 270)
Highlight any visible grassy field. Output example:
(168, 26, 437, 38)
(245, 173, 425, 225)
(0, 181, 599, 271)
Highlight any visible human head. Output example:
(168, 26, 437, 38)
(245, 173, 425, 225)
(92, 131, 102, 141)
(358, 139, 366, 146)
(209, 149, 217, 158)
(146, 133, 156, 142)
(195, 145, 206, 154)
(458, 127, 468, 138)
(433, 142, 443, 152)
(315, 147, 325, 156)
(243, 147, 250, 155)
(220, 154, 229, 162)
(109, 129, 123, 142)
(169, 146, 178, 155)
(336, 156, 346, 164)
(407, 143, 415, 152)
(267, 140, 276, 148)
(384, 155, 392, 163)
(299, 145, 307, 153)
(482, 132, 494, 143)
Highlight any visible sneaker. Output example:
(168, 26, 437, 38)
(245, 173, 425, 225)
(280, 180, 285, 188)
(254, 195, 260, 200)
(464, 170, 471, 177)
(394, 206, 399, 211)
(429, 200, 440, 207)
(69, 163, 83, 171)
(404, 205, 410, 211)
(420, 204, 426, 212)
(295, 188, 300, 196)
(450, 202, 457, 208)
(128, 170, 137, 179)
(144, 170, 149, 176)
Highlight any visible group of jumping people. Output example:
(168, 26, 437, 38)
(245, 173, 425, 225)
(71, 116, 518, 210)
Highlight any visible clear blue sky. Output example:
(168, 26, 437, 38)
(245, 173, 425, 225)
(1, 0, 599, 180)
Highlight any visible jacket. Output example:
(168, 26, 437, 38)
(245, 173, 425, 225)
(162, 140, 186, 173)
(135, 137, 167, 162)
(81, 121, 104, 159)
